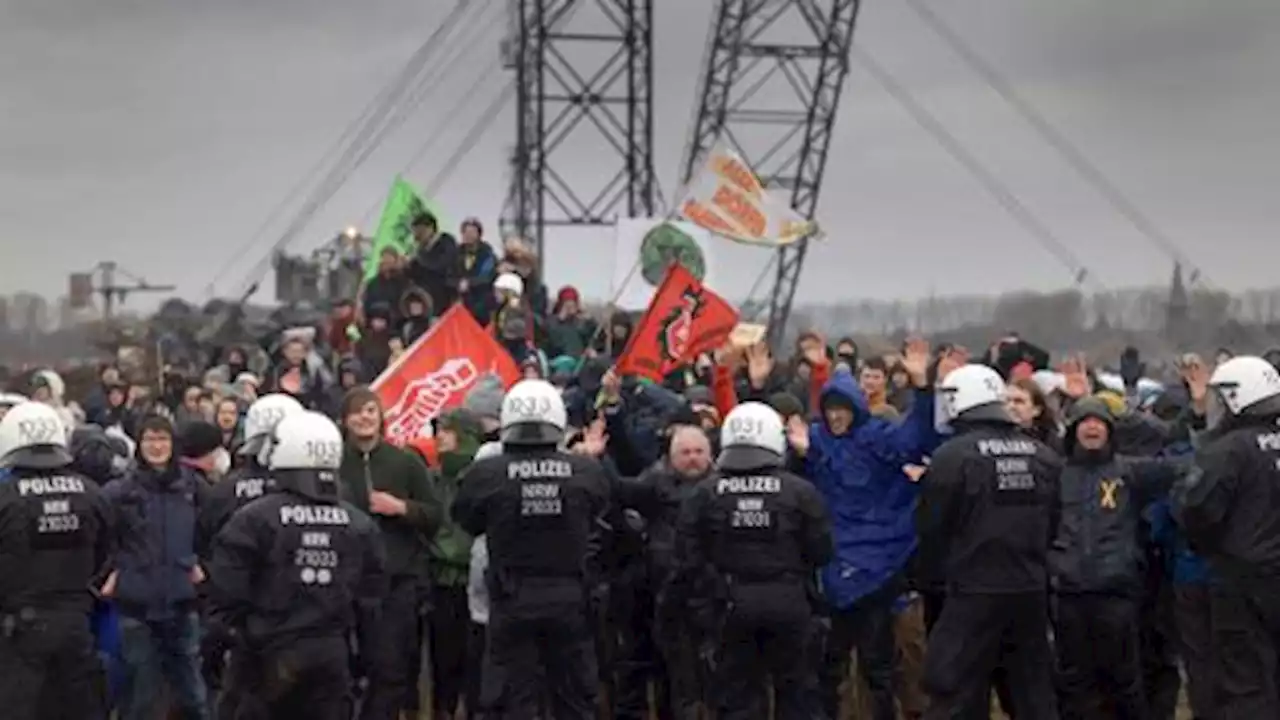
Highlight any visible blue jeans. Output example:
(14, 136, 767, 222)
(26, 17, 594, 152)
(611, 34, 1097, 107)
(118, 611, 209, 720)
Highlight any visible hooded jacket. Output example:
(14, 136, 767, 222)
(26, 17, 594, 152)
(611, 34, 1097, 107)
(1048, 398, 1187, 595)
(428, 412, 483, 587)
(805, 367, 940, 608)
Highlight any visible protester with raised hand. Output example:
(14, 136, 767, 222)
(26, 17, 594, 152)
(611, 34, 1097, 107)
(789, 334, 963, 720)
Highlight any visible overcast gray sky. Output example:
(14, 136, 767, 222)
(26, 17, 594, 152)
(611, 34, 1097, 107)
(1, 0, 1276, 308)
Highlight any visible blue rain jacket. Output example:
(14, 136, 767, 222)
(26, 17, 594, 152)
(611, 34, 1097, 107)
(806, 368, 941, 608)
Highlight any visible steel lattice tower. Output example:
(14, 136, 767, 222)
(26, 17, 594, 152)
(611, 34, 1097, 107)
(503, 0, 656, 275)
(682, 0, 862, 343)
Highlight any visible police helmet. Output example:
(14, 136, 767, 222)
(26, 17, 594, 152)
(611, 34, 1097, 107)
(0, 401, 73, 470)
(474, 441, 504, 461)
(499, 379, 566, 446)
(240, 393, 305, 460)
(1206, 356, 1280, 427)
(718, 401, 786, 470)
(268, 411, 345, 471)
(0, 393, 27, 410)
(937, 364, 1012, 425)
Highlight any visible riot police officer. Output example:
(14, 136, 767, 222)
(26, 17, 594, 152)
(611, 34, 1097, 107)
(666, 401, 833, 720)
(1173, 356, 1280, 719)
(916, 364, 1060, 720)
(207, 410, 387, 720)
(198, 393, 304, 545)
(0, 401, 115, 718)
(452, 378, 611, 719)
(197, 393, 305, 698)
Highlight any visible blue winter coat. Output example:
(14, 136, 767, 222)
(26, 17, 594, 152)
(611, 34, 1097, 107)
(806, 368, 940, 608)
(102, 464, 205, 621)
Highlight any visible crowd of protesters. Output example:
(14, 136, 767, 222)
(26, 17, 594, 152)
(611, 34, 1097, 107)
(3, 209, 1280, 720)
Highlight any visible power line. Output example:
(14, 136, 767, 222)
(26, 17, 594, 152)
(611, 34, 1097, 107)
(900, 0, 1202, 280)
(853, 47, 1100, 290)
(903, 0, 1280, 348)
(203, 0, 475, 298)
(227, 0, 502, 299)
(425, 81, 515, 198)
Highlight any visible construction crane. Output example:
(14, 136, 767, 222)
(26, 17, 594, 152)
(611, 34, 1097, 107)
(501, 0, 657, 277)
(68, 262, 175, 320)
(682, 0, 862, 344)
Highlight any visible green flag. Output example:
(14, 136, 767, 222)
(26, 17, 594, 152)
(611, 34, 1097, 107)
(364, 176, 446, 279)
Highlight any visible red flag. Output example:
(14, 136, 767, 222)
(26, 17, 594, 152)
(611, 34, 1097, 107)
(372, 305, 519, 445)
(616, 263, 739, 382)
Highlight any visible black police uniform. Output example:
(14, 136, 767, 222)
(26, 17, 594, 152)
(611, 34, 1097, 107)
(915, 417, 1060, 720)
(198, 461, 275, 550)
(452, 446, 610, 719)
(667, 448, 832, 720)
(207, 468, 387, 720)
(0, 465, 114, 718)
(196, 460, 276, 699)
(1173, 396, 1280, 719)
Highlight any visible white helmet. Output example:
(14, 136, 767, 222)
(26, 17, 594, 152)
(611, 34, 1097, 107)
(474, 441, 504, 461)
(500, 379, 566, 446)
(240, 393, 305, 460)
(718, 401, 785, 469)
(0, 401, 73, 470)
(937, 364, 1011, 425)
(494, 272, 524, 297)
(268, 411, 345, 471)
(0, 393, 27, 409)
(1207, 356, 1280, 425)
(0, 393, 27, 421)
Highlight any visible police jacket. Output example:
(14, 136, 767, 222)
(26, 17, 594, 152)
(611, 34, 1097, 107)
(1173, 413, 1280, 581)
(206, 472, 387, 651)
(102, 463, 207, 621)
(0, 469, 114, 615)
(451, 447, 610, 587)
(915, 422, 1061, 594)
(197, 462, 274, 555)
(338, 440, 443, 579)
(672, 462, 832, 595)
(1050, 443, 1185, 596)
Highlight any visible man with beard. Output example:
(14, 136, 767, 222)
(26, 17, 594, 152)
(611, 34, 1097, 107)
(616, 425, 715, 720)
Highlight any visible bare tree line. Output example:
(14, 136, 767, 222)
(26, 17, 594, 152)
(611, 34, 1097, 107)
(5, 283, 1280, 368)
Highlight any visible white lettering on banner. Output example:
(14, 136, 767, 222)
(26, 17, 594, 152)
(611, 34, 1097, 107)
(521, 482, 563, 516)
(279, 505, 351, 526)
(716, 476, 781, 495)
(507, 459, 572, 480)
(17, 476, 85, 496)
(385, 358, 480, 444)
(235, 478, 266, 499)
(978, 439, 1038, 457)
